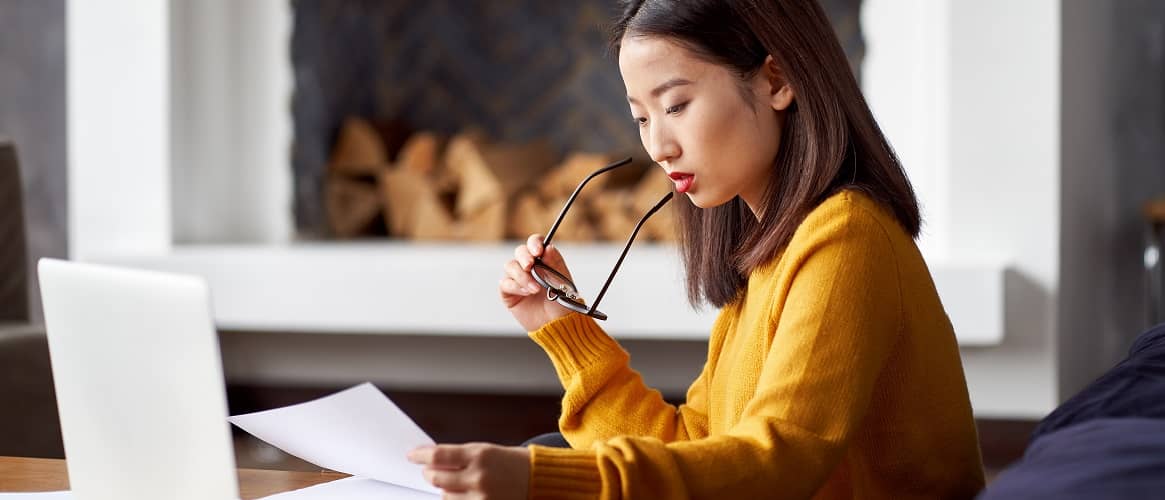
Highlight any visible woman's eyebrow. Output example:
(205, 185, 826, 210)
(627, 78, 694, 104)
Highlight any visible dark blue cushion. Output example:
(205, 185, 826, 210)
(978, 323, 1165, 499)
(1032, 322, 1165, 440)
(978, 417, 1165, 500)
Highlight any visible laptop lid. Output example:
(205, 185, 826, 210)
(37, 258, 238, 500)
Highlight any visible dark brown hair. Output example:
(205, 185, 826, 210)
(611, 0, 921, 308)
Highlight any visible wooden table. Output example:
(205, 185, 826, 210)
(0, 456, 348, 498)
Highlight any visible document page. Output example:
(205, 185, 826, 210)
(257, 477, 437, 500)
(228, 383, 439, 495)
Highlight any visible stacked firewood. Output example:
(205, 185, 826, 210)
(324, 117, 677, 243)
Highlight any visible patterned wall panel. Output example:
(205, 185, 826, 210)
(291, 0, 863, 236)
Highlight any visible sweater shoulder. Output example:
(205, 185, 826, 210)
(754, 190, 901, 273)
(802, 189, 899, 236)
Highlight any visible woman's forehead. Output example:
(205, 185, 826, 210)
(620, 36, 713, 97)
(619, 36, 693, 70)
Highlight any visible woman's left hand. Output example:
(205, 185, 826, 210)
(407, 443, 530, 499)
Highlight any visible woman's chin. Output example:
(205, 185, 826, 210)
(687, 191, 733, 209)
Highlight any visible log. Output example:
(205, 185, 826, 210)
(397, 132, 443, 176)
(329, 117, 389, 176)
(378, 167, 455, 240)
(481, 140, 558, 201)
(454, 198, 507, 241)
(443, 133, 503, 219)
(379, 158, 506, 241)
(444, 135, 556, 213)
(325, 175, 383, 238)
(507, 191, 597, 242)
(414, 203, 457, 240)
(544, 195, 597, 242)
(508, 192, 548, 240)
(592, 189, 638, 242)
(538, 153, 611, 203)
(441, 133, 558, 242)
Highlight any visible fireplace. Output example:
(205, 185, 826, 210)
(288, 0, 866, 241)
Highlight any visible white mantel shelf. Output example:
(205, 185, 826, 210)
(92, 242, 1006, 345)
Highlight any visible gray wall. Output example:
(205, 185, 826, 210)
(0, 0, 68, 323)
(1060, 0, 1165, 400)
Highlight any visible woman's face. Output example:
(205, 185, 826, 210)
(619, 35, 793, 214)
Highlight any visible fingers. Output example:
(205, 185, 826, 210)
(408, 444, 492, 493)
(524, 234, 571, 280)
(513, 243, 534, 271)
(499, 278, 539, 307)
(436, 444, 478, 469)
(502, 234, 569, 305)
(526, 234, 544, 258)
(409, 444, 471, 468)
(406, 445, 437, 466)
(423, 468, 483, 492)
(503, 261, 542, 295)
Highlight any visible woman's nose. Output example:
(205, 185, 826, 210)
(646, 125, 680, 164)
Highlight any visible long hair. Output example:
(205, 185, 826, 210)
(611, 0, 921, 308)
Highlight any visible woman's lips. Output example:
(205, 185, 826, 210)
(668, 172, 694, 193)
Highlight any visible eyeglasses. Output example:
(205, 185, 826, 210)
(531, 157, 674, 321)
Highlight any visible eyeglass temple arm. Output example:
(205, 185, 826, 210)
(588, 191, 674, 315)
(542, 157, 634, 247)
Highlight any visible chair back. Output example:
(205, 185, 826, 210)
(0, 140, 30, 322)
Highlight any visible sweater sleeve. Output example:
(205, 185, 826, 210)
(528, 308, 732, 448)
(528, 203, 904, 499)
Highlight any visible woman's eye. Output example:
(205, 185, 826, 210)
(665, 102, 688, 114)
(634, 116, 647, 127)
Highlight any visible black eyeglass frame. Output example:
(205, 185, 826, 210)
(530, 157, 674, 321)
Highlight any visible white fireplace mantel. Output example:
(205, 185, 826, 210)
(90, 242, 1007, 344)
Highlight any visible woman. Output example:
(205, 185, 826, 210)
(409, 0, 985, 498)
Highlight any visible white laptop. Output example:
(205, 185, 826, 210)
(37, 258, 238, 500)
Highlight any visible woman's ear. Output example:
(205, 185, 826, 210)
(764, 55, 795, 111)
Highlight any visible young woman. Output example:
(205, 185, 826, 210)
(409, 0, 986, 498)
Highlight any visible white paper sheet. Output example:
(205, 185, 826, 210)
(257, 476, 437, 499)
(227, 382, 440, 495)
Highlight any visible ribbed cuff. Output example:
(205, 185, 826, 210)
(528, 445, 602, 499)
(529, 313, 625, 381)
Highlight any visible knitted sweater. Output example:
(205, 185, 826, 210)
(526, 190, 985, 499)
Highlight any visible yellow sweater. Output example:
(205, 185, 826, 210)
(526, 190, 985, 499)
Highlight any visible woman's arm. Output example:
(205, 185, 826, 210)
(529, 309, 735, 447)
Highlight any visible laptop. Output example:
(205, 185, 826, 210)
(37, 258, 238, 500)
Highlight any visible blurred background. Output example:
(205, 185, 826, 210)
(2, 0, 1164, 479)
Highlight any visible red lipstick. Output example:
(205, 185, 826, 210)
(668, 172, 694, 193)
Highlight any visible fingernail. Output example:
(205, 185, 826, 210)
(528, 284, 540, 293)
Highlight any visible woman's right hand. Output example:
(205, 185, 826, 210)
(500, 234, 575, 332)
